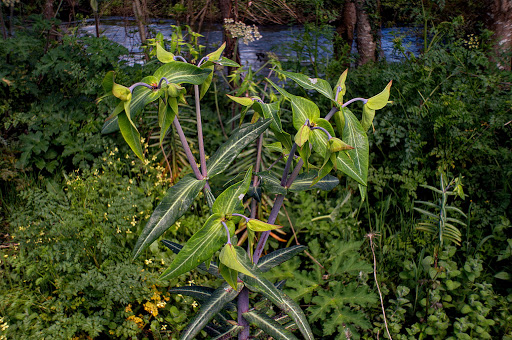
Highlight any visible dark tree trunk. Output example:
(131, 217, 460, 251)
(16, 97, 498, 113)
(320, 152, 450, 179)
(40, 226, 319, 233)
(0, 5, 7, 39)
(218, 0, 239, 64)
(488, 0, 512, 70)
(355, 0, 377, 65)
(334, 0, 356, 60)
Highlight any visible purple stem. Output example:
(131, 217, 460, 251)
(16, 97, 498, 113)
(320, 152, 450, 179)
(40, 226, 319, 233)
(173, 55, 187, 62)
(128, 82, 153, 92)
(280, 143, 297, 186)
(158, 77, 169, 88)
(311, 126, 333, 140)
(194, 85, 208, 178)
(324, 106, 340, 121)
(222, 221, 231, 244)
(334, 86, 342, 103)
(172, 117, 203, 180)
(232, 213, 250, 222)
(197, 56, 209, 67)
(342, 97, 368, 108)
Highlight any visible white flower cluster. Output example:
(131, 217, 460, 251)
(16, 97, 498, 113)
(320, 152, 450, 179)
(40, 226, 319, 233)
(223, 18, 262, 45)
(2, 0, 20, 7)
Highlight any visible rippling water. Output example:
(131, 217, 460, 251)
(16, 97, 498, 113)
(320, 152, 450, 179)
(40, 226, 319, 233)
(78, 18, 422, 67)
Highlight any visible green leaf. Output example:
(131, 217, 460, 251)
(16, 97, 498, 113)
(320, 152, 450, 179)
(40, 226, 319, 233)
(309, 118, 335, 156)
(288, 170, 339, 192)
(129, 75, 162, 117)
(112, 82, 132, 101)
(160, 213, 229, 280)
(214, 57, 241, 67)
(297, 141, 311, 172)
(101, 116, 119, 134)
(105, 100, 125, 122)
(333, 109, 345, 138)
(156, 43, 175, 63)
(226, 94, 254, 106)
(132, 175, 206, 259)
(211, 325, 244, 340)
(494, 272, 511, 280)
(247, 219, 282, 232)
(153, 61, 212, 85)
(257, 245, 307, 272)
(256, 171, 287, 195)
(294, 125, 310, 147)
(159, 99, 176, 145)
(334, 69, 348, 104)
(102, 71, 115, 93)
(205, 42, 226, 63)
(161, 240, 221, 278)
(366, 80, 392, 110)
(207, 119, 271, 177)
(219, 261, 239, 290)
(253, 101, 284, 133)
(180, 282, 244, 340)
(199, 66, 214, 99)
(220, 244, 256, 278)
(336, 108, 368, 186)
(241, 273, 314, 340)
(243, 310, 300, 340)
(118, 112, 143, 160)
(361, 104, 375, 132)
(277, 69, 334, 101)
(168, 286, 236, 311)
(212, 167, 252, 216)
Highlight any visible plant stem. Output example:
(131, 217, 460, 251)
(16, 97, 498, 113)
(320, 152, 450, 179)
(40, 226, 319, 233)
(369, 234, 392, 339)
(311, 126, 333, 140)
(222, 221, 231, 244)
(281, 143, 297, 186)
(324, 106, 339, 121)
(342, 97, 368, 108)
(194, 85, 208, 178)
(172, 117, 202, 180)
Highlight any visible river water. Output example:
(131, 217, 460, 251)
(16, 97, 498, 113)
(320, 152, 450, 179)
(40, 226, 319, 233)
(78, 17, 422, 67)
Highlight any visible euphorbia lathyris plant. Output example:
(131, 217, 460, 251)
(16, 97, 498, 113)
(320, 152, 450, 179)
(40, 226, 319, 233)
(100, 37, 391, 339)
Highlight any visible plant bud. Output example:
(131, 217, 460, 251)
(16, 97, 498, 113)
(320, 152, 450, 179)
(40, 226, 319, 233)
(328, 137, 353, 152)
(167, 83, 183, 98)
(112, 82, 132, 101)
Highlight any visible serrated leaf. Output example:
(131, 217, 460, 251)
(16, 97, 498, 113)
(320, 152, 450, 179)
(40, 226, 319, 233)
(118, 112, 143, 160)
(241, 273, 314, 340)
(288, 171, 339, 192)
(160, 213, 229, 280)
(257, 245, 307, 272)
(207, 119, 272, 177)
(257, 170, 287, 195)
(161, 240, 221, 278)
(180, 282, 244, 340)
(243, 310, 300, 340)
(277, 69, 334, 101)
(133, 176, 206, 259)
(286, 270, 321, 303)
(153, 61, 212, 85)
(212, 167, 252, 215)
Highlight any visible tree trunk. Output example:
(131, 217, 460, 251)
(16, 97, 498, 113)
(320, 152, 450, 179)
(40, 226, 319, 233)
(355, 0, 377, 65)
(334, 0, 356, 60)
(133, 0, 149, 60)
(218, 0, 239, 63)
(0, 4, 7, 39)
(488, 0, 512, 70)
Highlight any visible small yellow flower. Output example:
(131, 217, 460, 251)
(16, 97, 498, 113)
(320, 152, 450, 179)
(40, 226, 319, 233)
(192, 301, 198, 308)
(144, 301, 158, 316)
(125, 304, 133, 313)
(145, 259, 153, 265)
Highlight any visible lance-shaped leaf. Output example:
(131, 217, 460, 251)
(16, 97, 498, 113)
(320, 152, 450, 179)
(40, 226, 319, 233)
(361, 105, 375, 132)
(243, 310, 300, 340)
(168, 286, 236, 311)
(335, 108, 368, 186)
(241, 273, 314, 340)
(207, 119, 271, 177)
(219, 244, 256, 279)
(226, 94, 254, 106)
(199, 65, 214, 99)
(101, 116, 120, 134)
(161, 240, 221, 278)
(156, 43, 175, 63)
(180, 282, 244, 340)
(105, 100, 124, 122)
(276, 69, 334, 101)
(205, 42, 226, 63)
(247, 219, 282, 232)
(102, 71, 115, 93)
(158, 98, 176, 145)
(118, 111, 143, 160)
(253, 101, 284, 133)
(257, 245, 307, 272)
(256, 171, 287, 195)
(132, 175, 206, 259)
(213, 167, 252, 215)
(366, 80, 392, 110)
(153, 61, 212, 85)
(309, 118, 335, 156)
(288, 171, 339, 192)
(297, 141, 311, 172)
(211, 325, 243, 340)
(334, 69, 348, 104)
(219, 261, 239, 290)
(160, 213, 231, 280)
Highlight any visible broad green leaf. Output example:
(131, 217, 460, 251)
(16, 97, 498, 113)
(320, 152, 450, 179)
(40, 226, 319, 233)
(132, 176, 206, 259)
(241, 273, 314, 340)
(199, 66, 214, 99)
(288, 171, 339, 192)
(153, 61, 212, 85)
(168, 286, 236, 311)
(309, 118, 335, 156)
(207, 119, 272, 177)
(361, 104, 375, 132)
(297, 141, 311, 171)
(328, 137, 353, 152)
(247, 219, 282, 232)
(105, 100, 124, 121)
(337, 108, 368, 186)
(219, 261, 239, 290)
(265, 142, 284, 153)
(156, 43, 175, 63)
(220, 244, 256, 278)
(160, 213, 230, 280)
(256, 171, 287, 195)
(366, 80, 392, 110)
(102, 71, 115, 93)
(215, 57, 240, 67)
(312, 157, 334, 186)
(253, 101, 283, 133)
(212, 167, 252, 216)
(277, 69, 334, 101)
(158, 99, 176, 145)
(129, 75, 161, 118)
(180, 282, 244, 340)
(243, 310, 300, 340)
(161, 240, 221, 278)
(334, 69, 348, 104)
(118, 112, 143, 160)
(495, 271, 511, 280)
(211, 325, 244, 340)
(257, 245, 307, 272)
(101, 116, 119, 134)
(205, 42, 226, 62)
(294, 125, 310, 147)
(112, 82, 132, 101)
(226, 94, 254, 106)
(333, 109, 345, 137)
